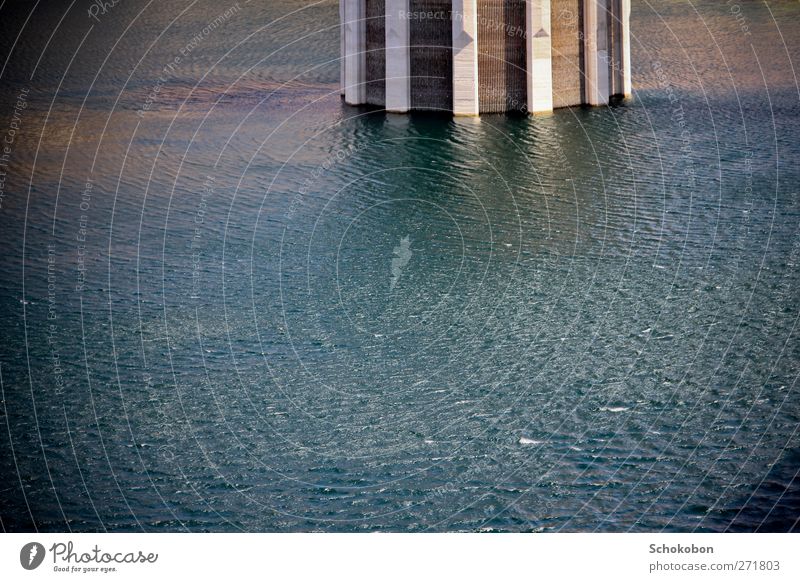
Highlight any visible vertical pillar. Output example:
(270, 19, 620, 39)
(526, 0, 553, 113)
(609, 0, 629, 98)
(344, 0, 366, 105)
(452, 0, 479, 116)
(621, 0, 631, 96)
(385, 0, 410, 112)
(583, 0, 609, 106)
(340, 0, 345, 96)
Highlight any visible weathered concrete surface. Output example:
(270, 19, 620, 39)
(340, 0, 629, 113)
(550, 0, 583, 108)
(385, 0, 411, 112)
(344, 0, 367, 105)
(584, 0, 610, 106)
(452, 0, 480, 115)
(527, 0, 554, 112)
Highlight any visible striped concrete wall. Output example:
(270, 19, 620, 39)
(365, 0, 386, 106)
(477, 0, 527, 113)
(550, 0, 583, 108)
(409, 0, 453, 111)
(341, 0, 629, 113)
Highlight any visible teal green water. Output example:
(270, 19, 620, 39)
(0, 0, 798, 531)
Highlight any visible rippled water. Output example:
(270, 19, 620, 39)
(0, 1, 799, 532)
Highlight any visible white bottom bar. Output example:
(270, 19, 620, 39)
(2, 533, 797, 581)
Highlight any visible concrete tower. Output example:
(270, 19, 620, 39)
(340, 0, 631, 115)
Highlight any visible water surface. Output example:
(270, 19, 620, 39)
(0, 0, 798, 532)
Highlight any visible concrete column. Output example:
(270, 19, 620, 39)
(340, 0, 345, 96)
(344, 0, 366, 105)
(583, 0, 610, 106)
(452, 0, 479, 116)
(385, 0, 410, 112)
(621, 0, 631, 96)
(526, 0, 553, 113)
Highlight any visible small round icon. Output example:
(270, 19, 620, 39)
(20, 542, 46, 570)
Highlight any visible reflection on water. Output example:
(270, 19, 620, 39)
(0, 0, 798, 531)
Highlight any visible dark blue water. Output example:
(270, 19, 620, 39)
(0, 0, 799, 532)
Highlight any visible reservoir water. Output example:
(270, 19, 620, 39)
(0, 0, 798, 531)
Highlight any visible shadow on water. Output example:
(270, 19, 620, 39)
(718, 448, 800, 532)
